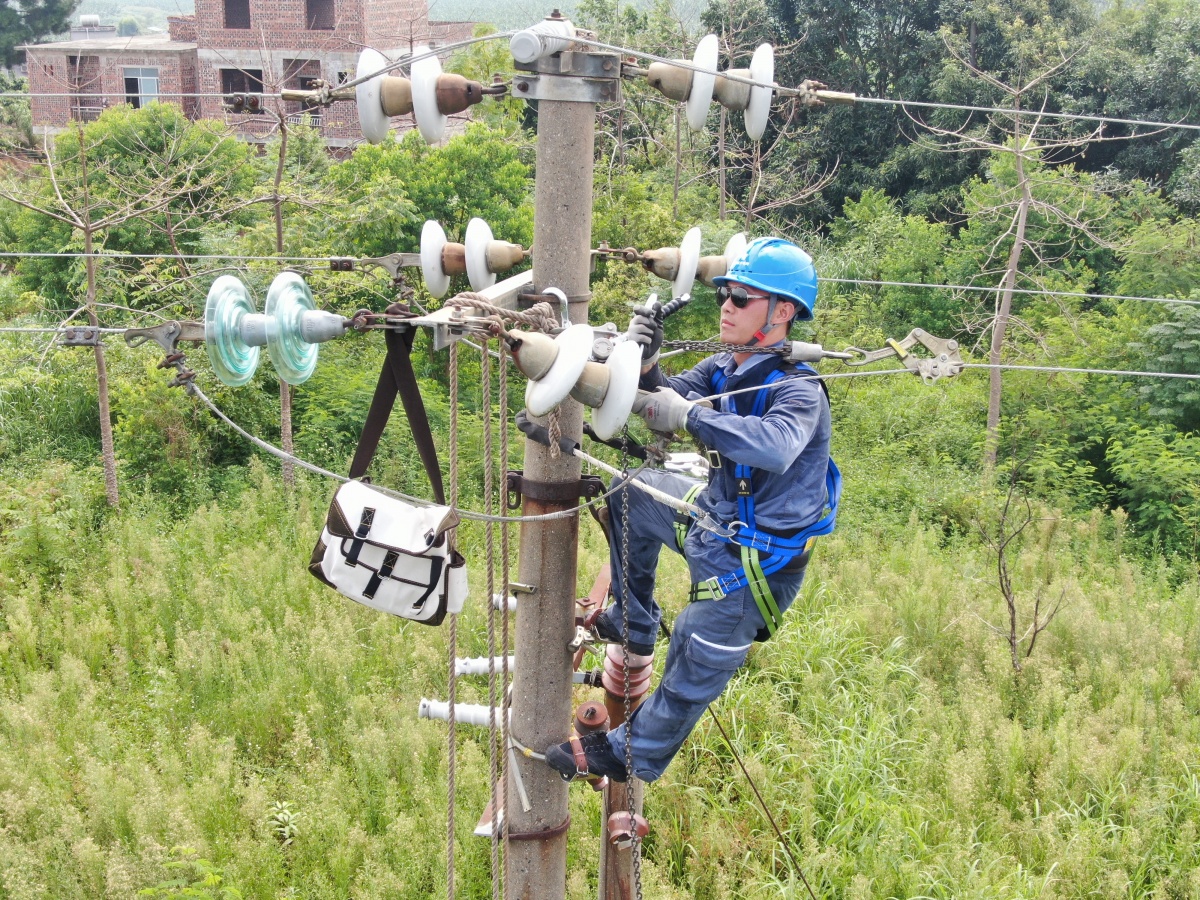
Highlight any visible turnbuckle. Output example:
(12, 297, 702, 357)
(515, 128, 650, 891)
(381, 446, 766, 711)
(844, 328, 963, 383)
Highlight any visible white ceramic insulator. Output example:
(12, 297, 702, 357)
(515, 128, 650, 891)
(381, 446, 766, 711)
(746, 43, 775, 142)
(355, 47, 391, 144)
(492, 593, 517, 611)
(410, 45, 446, 144)
(418, 700, 508, 729)
(510, 18, 575, 64)
(686, 34, 719, 131)
(455, 656, 517, 677)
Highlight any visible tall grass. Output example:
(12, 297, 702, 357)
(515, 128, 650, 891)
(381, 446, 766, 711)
(2, 462, 1200, 898)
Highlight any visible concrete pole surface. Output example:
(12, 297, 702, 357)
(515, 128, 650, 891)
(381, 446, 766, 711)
(599, 691, 646, 900)
(507, 96, 596, 900)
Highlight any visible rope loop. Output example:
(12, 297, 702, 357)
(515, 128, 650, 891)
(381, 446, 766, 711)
(448, 293, 560, 334)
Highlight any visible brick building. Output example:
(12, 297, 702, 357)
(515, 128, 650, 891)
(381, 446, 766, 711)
(22, 1, 475, 148)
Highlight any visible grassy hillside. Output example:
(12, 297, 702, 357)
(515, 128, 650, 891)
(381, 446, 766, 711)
(2, 403, 1198, 897)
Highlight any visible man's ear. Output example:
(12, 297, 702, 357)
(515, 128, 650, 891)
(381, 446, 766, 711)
(774, 300, 797, 326)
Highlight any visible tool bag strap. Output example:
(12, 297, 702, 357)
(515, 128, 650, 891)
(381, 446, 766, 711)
(348, 304, 445, 504)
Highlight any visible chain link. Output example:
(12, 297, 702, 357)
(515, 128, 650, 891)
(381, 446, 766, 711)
(618, 435, 645, 899)
(662, 339, 789, 355)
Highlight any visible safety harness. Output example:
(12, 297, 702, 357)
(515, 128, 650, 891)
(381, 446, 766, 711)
(677, 361, 842, 640)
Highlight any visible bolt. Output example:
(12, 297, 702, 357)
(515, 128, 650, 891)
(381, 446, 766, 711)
(517, 81, 529, 93)
(549, 8, 563, 18)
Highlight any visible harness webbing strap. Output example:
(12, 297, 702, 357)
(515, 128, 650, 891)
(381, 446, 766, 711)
(673, 484, 705, 552)
(686, 360, 837, 639)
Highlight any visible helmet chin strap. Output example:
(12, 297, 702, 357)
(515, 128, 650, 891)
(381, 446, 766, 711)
(748, 296, 780, 346)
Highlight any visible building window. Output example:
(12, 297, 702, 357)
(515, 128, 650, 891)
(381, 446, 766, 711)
(221, 68, 264, 112)
(124, 67, 159, 109)
(305, 0, 334, 30)
(224, 0, 250, 29)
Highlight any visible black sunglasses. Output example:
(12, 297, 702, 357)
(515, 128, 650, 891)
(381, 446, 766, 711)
(716, 285, 774, 308)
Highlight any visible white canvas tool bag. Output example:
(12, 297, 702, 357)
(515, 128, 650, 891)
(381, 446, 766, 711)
(309, 313, 467, 626)
(312, 480, 467, 625)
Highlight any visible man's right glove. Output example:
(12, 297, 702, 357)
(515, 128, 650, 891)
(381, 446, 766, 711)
(632, 387, 698, 433)
(627, 303, 663, 367)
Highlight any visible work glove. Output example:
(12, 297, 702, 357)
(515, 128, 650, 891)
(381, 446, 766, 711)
(627, 302, 664, 367)
(632, 387, 701, 434)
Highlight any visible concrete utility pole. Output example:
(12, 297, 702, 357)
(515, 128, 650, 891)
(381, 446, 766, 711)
(506, 40, 619, 900)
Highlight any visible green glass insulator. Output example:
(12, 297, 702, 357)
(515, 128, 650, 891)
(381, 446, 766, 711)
(204, 275, 260, 387)
(265, 272, 319, 385)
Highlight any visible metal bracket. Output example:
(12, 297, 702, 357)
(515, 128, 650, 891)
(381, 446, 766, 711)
(512, 51, 622, 104)
(506, 471, 606, 509)
(844, 328, 964, 383)
(330, 252, 422, 281)
(125, 320, 206, 355)
(57, 326, 100, 347)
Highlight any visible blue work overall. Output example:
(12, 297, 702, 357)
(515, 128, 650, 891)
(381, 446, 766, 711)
(602, 351, 836, 782)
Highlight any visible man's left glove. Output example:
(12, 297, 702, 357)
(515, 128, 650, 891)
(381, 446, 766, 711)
(632, 387, 699, 433)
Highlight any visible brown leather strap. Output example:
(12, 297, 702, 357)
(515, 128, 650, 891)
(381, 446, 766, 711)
(348, 303, 445, 504)
(569, 734, 589, 776)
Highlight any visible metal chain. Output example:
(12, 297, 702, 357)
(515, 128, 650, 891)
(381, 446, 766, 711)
(618, 434, 645, 899)
(662, 339, 789, 355)
(482, 342, 501, 900)
(446, 340, 459, 900)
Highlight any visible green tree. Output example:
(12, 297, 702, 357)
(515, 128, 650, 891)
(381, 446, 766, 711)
(0, 0, 81, 66)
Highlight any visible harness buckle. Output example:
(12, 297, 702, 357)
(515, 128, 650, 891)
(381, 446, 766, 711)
(705, 448, 722, 469)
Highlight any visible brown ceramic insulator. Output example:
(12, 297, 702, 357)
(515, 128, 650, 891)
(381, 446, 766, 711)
(441, 241, 467, 275)
(600, 664, 653, 699)
(574, 701, 610, 735)
(379, 76, 414, 116)
(435, 73, 485, 115)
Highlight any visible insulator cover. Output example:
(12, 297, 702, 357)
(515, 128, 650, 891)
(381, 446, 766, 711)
(647, 61, 692, 101)
(435, 73, 485, 115)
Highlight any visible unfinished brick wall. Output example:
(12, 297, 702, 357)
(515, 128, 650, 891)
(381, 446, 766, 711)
(27, 49, 190, 129)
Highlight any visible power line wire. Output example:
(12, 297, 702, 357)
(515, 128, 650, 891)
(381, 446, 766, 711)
(824, 277, 1200, 307)
(0, 250, 1193, 310)
(4, 30, 1195, 136)
(567, 35, 1200, 135)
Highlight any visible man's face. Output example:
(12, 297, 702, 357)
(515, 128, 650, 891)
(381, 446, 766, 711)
(719, 280, 785, 345)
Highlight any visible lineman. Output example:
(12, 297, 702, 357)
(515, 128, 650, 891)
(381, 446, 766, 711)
(545, 237, 840, 783)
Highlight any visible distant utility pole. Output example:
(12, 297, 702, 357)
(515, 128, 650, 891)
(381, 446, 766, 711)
(505, 32, 623, 900)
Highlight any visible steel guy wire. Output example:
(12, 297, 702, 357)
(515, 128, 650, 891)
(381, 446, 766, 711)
(0, 250, 336, 263)
(963, 362, 1200, 380)
(0, 250, 1195, 310)
(567, 34, 1200, 134)
(823, 277, 1200, 308)
(701, 361, 1200, 407)
(188, 378, 647, 524)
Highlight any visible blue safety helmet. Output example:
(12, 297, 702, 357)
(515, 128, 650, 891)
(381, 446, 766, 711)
(713, 237, 818, 321)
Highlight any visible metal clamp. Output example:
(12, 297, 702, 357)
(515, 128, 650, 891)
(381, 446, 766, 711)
(844, 328, 964, 383)
(125, 321, 206, 355)
(506, 471, 606, 509)
(57, 326, 100, 347)
(331, 252, 422, 281)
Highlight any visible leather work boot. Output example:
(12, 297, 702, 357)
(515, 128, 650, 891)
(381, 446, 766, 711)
(544, 731, 629, 783)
